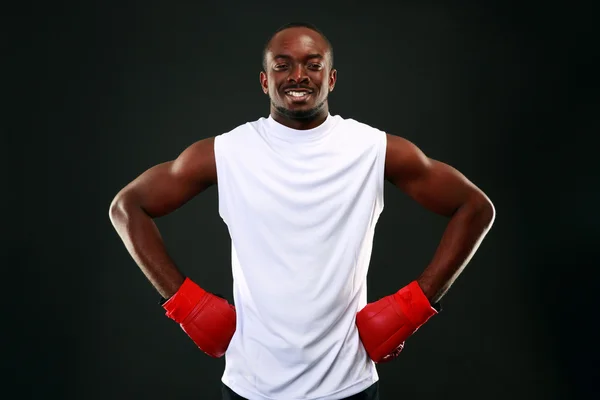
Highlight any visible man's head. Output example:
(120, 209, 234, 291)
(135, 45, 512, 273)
(260, 22, 337, 125)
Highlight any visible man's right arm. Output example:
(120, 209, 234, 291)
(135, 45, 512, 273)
(108, 137, 217, 300)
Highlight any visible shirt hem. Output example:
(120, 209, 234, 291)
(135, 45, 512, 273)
(221, 376, 378, 400)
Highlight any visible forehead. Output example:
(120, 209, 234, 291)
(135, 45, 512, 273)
(267, 27, 329, 58)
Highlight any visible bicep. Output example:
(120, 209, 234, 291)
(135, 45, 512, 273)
(384, 134, 481, 217)
(119, 137, 217, 218)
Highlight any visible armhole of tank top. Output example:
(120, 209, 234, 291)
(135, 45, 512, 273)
(377, 131, 387, 209)
(213, 134, 228, 224)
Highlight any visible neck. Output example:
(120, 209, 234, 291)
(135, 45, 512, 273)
(270, 105, 329, 130)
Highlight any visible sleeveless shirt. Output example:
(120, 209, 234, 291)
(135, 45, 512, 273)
(214, 113, 387, 400)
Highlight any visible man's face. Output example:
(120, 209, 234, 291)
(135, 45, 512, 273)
(260, 27, 337, 120)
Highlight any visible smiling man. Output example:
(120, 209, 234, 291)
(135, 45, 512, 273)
(109, 22, 495, 400)
(260, 25, 335, 128)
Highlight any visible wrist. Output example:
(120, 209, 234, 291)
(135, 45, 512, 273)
(162, 277, 208, 323)
(392, 281, 439, 326)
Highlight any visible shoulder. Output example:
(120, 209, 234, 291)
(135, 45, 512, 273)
(334, 115, 384, 133)
(215, 117, 267, 142)
(331, 115, 387, 146)
(385, 134, 427, 160)
(213, 117, 269, 161)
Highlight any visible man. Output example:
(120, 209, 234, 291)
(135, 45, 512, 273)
(109, 22, 495, 400)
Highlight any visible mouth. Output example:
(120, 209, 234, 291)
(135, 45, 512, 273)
(284, 89, 314, 102)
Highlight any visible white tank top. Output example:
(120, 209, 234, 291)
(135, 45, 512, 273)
(214, 113, 387, 400)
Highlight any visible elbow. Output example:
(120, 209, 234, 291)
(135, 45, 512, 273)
(475, 193, 496, 231)
(458, 189, 495, 232)
(108, 194, 124, 227)
(109, 190, 134, 227)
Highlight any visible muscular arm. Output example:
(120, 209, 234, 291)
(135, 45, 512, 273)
(109, 137, 217, 299)
(384, 134, 496, 304)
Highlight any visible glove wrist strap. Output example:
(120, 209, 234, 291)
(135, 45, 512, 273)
(392, 281, 438, 327)
(162, 278, 207, 323)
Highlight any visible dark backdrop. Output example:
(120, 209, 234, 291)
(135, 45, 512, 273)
(6, 1, 599, 399)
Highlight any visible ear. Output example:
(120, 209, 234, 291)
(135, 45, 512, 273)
(329, 69, 337, 92)
(259, 71, 269, 94)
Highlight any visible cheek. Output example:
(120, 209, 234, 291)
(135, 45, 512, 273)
(318, 81, 330, 95)
(313, 74, 330, 91)
(267, 77, 282, 94)
(269, 85, 280, 97)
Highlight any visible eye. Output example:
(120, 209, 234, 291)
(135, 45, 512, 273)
(274, 64, 288, 70)
(308, 63, 323, 70)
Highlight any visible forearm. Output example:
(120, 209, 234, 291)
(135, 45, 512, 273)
(417, 194, 495, 304)
(109, 197, 185, 299)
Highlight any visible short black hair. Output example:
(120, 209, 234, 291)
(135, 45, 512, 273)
(262, 22, 334, 70)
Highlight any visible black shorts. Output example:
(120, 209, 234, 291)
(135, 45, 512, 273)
(222, 381, 380, 400)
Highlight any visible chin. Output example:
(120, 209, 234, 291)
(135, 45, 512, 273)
(273, 99, 326, 120)
(278, 107, 319, 120)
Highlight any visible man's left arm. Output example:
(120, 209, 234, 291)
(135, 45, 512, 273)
(356, 133, 495, 363)
(384, 133, 496, 304)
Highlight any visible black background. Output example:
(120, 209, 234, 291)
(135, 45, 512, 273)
(6, 1, 599, 399)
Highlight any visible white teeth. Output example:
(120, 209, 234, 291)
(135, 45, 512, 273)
(287, 91, 310, 97)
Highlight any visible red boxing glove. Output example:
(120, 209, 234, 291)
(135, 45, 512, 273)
(162, 278, 236, 358)
(356, 281, 438, 363)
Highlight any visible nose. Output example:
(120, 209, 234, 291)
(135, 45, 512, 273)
(287, 64, 310, 85)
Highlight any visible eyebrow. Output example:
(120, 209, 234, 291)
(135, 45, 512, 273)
(272, 53, 324, 61)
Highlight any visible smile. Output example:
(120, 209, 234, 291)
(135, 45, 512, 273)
(285, 90, 313, 101)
